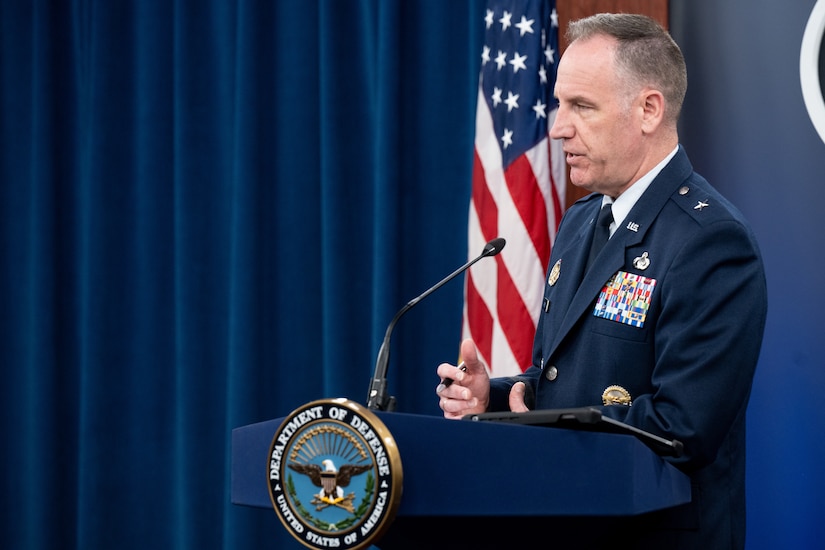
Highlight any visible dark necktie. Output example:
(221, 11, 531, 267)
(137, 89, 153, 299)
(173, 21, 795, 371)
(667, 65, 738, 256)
(586, 202, 613, 272)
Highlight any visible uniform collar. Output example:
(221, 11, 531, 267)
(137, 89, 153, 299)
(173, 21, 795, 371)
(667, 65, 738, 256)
(606, 145, 679, 237)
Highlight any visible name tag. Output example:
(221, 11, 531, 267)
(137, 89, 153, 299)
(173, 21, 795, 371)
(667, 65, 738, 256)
(593, 271, 657, 328)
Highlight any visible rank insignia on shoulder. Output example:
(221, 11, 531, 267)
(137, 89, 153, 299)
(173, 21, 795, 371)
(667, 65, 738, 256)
(602, 385, 632, 406)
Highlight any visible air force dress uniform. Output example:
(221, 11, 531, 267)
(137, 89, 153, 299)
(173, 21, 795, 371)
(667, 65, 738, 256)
(487, 146, 768, 549)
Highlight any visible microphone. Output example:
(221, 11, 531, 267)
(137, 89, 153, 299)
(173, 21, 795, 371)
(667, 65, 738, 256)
(366, 237, 506, 411)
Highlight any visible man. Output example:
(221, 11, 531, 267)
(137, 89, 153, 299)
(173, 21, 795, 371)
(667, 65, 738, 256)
(436, 13, 767, 549)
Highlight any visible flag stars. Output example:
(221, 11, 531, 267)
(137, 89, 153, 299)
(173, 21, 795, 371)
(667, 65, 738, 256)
(485, 9, 494, 29)
(509, 52, 527, 73)
(515, 16, 535, 36)
(480, 6, 558, 161)
(499, 11, 512, 31)
(504, 91, 520, 112)
(494, 50, 507, 70)
(501, 128, 514, 149)
(491, 87, 503, 107)
(532, 99, 547, 119)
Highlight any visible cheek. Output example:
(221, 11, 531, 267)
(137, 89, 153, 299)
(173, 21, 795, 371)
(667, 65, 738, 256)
(598, 123, 637, 160)
(579, 129, 612, 165)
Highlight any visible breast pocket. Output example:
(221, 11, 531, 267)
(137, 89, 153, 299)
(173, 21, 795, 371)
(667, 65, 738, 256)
(591, 314, 650, 342)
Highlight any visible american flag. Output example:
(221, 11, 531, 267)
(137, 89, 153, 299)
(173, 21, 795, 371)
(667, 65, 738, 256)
(462, 0, 565, 376)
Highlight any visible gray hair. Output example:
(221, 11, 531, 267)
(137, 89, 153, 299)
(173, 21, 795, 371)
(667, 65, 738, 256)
(567, 13, 687, 126)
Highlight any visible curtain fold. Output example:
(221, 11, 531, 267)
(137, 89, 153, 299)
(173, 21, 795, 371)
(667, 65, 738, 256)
(1, 1, 485, 548)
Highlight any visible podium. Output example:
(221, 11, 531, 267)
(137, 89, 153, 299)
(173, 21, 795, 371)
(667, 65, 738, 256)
(232, 410, 691, 549)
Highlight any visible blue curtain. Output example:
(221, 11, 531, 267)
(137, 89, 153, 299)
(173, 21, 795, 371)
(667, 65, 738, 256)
(8, 1, 825, 549)
(0, 1, 485, 548)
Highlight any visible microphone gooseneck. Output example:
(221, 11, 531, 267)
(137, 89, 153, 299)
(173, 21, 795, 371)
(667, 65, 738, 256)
(366, 237, 506, 410)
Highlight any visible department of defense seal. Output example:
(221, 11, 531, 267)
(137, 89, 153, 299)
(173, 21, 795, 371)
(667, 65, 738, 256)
(267, 398, 403, 550)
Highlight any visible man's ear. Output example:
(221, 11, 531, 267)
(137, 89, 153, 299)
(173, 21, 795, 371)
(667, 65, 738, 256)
(639, 89, 666, 134)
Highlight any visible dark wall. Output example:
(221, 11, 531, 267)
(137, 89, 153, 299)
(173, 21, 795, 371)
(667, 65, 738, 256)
(671, 1, 825, 546)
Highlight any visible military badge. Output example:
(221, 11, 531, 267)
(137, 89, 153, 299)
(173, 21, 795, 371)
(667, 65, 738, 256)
(548, 259, 562, 286)
(268, 398, 403, 549)
(602, 385, 632, 406)
(632, 252, 650, 270)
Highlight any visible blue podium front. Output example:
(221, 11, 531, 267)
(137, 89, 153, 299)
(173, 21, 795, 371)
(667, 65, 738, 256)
(232, 410, 691, 548)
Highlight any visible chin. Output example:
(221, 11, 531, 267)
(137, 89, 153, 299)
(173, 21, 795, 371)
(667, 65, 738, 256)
(569, 177, 593, 192)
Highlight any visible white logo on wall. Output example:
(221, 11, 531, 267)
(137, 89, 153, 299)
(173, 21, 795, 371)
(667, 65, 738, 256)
(801, 0, 825, 145)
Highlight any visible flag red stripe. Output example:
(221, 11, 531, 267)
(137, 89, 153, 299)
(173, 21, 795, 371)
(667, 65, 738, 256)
(495, 257, 536, 371)
(464, 270, 494, 365)
(471, 149, 498, 243)
(504, 155, 551, 273)
(547, 139, 564, 233)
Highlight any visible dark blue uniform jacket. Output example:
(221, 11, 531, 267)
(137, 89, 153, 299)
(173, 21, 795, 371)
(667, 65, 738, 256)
(489, 146, 768, 549)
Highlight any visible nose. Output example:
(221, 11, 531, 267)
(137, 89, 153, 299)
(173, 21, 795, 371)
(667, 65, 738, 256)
(549, 105, 571, 140)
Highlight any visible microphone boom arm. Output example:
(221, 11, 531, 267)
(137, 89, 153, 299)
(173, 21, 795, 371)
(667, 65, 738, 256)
(366, 238, 505, 410)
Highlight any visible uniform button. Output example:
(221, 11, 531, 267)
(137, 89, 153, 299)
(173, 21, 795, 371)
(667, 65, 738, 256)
(678, 186, 689, 195)
(545, 365, 558, 381)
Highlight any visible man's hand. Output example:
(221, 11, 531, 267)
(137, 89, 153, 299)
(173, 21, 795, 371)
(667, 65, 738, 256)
(508, 381, 530, 413)
(435, 339, 490, 419)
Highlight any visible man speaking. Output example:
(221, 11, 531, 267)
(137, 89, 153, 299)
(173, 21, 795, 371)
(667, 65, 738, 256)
(437, 13, 768, 549)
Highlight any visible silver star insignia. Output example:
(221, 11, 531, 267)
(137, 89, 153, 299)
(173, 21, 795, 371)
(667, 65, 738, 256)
(694, 200, 709, 211)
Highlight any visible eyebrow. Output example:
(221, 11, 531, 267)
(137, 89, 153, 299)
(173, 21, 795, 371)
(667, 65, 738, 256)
(560, 92, 594, 106)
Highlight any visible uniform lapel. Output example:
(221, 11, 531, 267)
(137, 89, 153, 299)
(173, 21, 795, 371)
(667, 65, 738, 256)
(543, 204, 595, 333)
(544, 147, 693, 356)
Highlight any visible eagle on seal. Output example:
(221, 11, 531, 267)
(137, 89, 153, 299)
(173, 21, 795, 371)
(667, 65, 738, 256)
(288, 459, 371, 501)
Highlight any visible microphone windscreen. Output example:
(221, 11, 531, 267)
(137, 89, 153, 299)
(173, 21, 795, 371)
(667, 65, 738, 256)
(482, 237, 506, 257)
